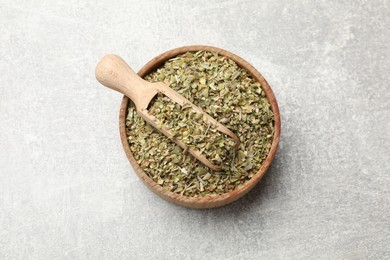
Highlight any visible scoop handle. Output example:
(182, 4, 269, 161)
(95, 54, 155, 108)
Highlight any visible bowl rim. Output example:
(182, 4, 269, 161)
(119, 45, 281, 209)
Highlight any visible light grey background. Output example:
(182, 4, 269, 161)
(1, 0, 389, 259)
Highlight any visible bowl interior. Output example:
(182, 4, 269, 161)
(119, 45, 280, 209)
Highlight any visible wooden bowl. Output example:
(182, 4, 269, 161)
(119, 45, 281, 209)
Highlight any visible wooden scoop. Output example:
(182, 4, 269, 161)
(95, 54, 239, 171)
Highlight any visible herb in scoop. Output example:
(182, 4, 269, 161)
(147, 94, 236, 167)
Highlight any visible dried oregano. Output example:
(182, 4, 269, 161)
(126, 51, 274, 197)
(147, 94, 236, 167)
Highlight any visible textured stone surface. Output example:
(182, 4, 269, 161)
(0, 0, 389, 259)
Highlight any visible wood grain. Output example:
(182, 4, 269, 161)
(118, 45, 281, 209)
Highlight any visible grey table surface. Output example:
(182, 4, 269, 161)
(1, 0, 389, 259)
